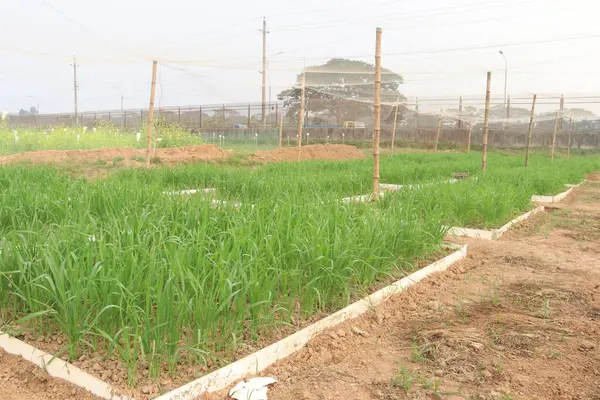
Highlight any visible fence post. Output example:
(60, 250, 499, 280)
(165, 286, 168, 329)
(124, 111, 127, 129)
(524, 94, 537, 167)
(199, 106, 202, 129)
(559, 94, 564, 133)
(434, 109, 442, 152)
(94, 112, 97, 126)
(247, 104, 251, 127)
(108, 111, 112, 122)
(458, 96, 463, 130)
(390, 103, 399, 156)
(551, 111, 559, 162)
(482, 72, 492, 172)
(567, 117, 573, 158)
(275, 102, 279, 127)
(178, 107, 181, 124)
(467, 122, 473, 153)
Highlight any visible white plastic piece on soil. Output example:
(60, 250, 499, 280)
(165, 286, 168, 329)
(164, 188, 216, 196)
(229, 377, 277, 400)
(0, 331, 131, 400)
(153, 245, 467, 400)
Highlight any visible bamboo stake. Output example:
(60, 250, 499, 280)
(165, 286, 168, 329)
(373, 27, 382, 201)
(551, 111, 559, 162)
(482, 72, 491, 172)
(146, 61, 158, 168)
(297, 72, 305, 161)
(278, 114, 284, 148)
(524, 94, 537, 167)
(390, 103, 399, 156)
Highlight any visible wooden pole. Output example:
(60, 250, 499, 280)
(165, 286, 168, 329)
(247, 104, 251, 127)
(467, 122, 473, 153)
(146, 61, 158, 168)
(297, 72, 305, 160)
(199, 106, 202, 129)
(373, 27, 382, 201)
(278, 114, 284, 148)
(524, 94, 537, 167)
(551, 111, 559, 162)
(506, 95, 511, 125)
(390, 103, 399, 156)
(567, 116, 573, 158)
(482, 71, 492, 172)
(434, 110, 442, 152)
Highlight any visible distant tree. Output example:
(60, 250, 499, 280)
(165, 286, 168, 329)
(29, 106, 38, 115)
(18, 108, 29, 116)
(278, 58, 404, 125)
(563, 108, 596, 119)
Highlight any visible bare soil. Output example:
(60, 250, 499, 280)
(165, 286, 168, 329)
(0, 145, 231, 167)
(0, 349, 99, 400)
(0, 144, 365, 173)
(209, 178, 600, 400)
(248, 144, 366, 163)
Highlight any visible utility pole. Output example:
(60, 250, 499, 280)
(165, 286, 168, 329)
(72, 55, 79, 126)
(260, 17, 269, 128)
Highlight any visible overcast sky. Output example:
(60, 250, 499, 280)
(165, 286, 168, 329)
(2, 0, 600, 115)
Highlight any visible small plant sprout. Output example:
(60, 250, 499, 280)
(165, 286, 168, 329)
(93, 127, 97, 133)
(77, 135, 81, 141)
(83, 126, 88, 133)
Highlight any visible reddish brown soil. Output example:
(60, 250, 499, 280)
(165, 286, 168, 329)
(249, 144, 366, 163)
(0, 349, 99, 400)
(0, 145, 231, 167)
(207, 179, 600, 400)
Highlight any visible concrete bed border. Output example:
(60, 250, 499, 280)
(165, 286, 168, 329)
(0, 331, 131, 400)
(448, 206, 545, 240)
(531, 180, 586, 203)
(154, 244, 468, 400)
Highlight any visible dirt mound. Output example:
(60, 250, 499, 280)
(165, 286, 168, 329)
(249, 144, 365, 163)
(0, 145, 230, 167)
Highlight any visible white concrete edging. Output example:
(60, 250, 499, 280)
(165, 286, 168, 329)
(0, 331, 131, 400)
(448, 206, 545, 240)
(531, 180, 586, 203)
(154, 245, 468, 400)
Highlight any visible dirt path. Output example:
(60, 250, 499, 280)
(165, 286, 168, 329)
(257, 179, 600, 400)
(0, 349, 99, 400)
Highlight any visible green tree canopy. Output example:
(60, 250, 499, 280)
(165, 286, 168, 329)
(278, 58, 404, 125)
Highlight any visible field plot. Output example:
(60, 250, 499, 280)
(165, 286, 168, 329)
(0, 146, 598, 399)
